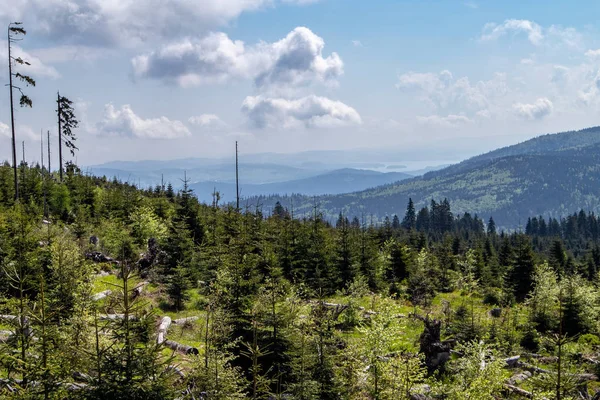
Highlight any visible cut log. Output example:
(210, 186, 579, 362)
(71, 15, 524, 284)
(164, 340, 199, 355)
(517, 361, 597, 382)
(504, 355, 521, 368)
(92, 290, 112, 301)
(157, 316, 172, 344)
(173, 316, 199, 325)
(99, 314, 138, 321)
(504, 384, 535, 399)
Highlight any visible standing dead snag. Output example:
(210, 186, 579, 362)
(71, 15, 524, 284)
(56, 93, 79, 181)
(7, 22, 35, 200)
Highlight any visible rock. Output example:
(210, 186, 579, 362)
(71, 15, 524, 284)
(92, 290, 111, 301)
(508, 371, 532, 385)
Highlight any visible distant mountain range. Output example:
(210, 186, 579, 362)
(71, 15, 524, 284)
(190, 169, 412, 203)
(245, 126, 600, 228)
(85, 150, 451, 201)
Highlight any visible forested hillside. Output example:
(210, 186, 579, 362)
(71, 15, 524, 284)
(2, 161, 600, 399)
(249, 127, 600, 228)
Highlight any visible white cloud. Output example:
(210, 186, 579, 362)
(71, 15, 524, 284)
(480, 19, 543, 45)
(480, 20, 583, 49)
(352, 40, 363, 47)
(577, 69, 600, 105)
(416, 114, 472, 127)
(96, 104, 191, 139)
(0, 122, 39, 141)
(547, 25, 583, 49)
(188, 114, 227, 129)
(585, 49, 600, 58)
(521, 58, 534, 65)
(513, 98, 553, 120)
(241, 95, 361, 129)
(463, 2, 478, 9)
(396, 70, 507, 113)
(132, 27, 343, 89)
(551, 65, 569, 84)
(476, 109, 491, 119)
(0, 41, 60, 79)
(0, 0, 274, 47)
(282, 0, 321, 4)
(30, 45, 112, 64)
(18, 125, 40, 141)
(0, 122, 9, 139)
(0, 0, 326, 49)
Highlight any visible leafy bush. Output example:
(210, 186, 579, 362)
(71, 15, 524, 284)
(578, 333, 600, 348)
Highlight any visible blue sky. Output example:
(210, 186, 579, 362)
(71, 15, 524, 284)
(1, 0, 600, 165)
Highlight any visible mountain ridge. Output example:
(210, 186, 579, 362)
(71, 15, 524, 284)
(243, 126, 600, 227)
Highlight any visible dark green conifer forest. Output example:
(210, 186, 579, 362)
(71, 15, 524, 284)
(2, 161, 600, 399)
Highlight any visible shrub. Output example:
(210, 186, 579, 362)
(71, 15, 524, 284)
(578, 333, 600, 348)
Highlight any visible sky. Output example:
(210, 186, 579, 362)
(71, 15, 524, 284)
(2, 0, 600, 166)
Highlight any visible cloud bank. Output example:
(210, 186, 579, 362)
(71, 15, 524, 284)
(96, 104, 191, 139)
(132, 27, 343, 89)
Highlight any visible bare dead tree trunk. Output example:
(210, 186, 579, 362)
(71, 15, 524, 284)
(57, 92, 63, 182)
(8, 25, 18, 200)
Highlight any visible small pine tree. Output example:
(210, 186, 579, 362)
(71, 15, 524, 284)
(401, 198, 416, 230)
(167, 264, 190, 311)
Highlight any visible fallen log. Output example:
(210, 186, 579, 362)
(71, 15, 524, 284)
(505, 355, 521, 368)
(164, 340, 199, 355)
(517, 361, 597, 382)
(92, 290, 112, 301)
(504, 384, 536, 399)
(99, 314, 138, 321)
(157, 316, 172, 344)
(172, 316, 199, 325)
